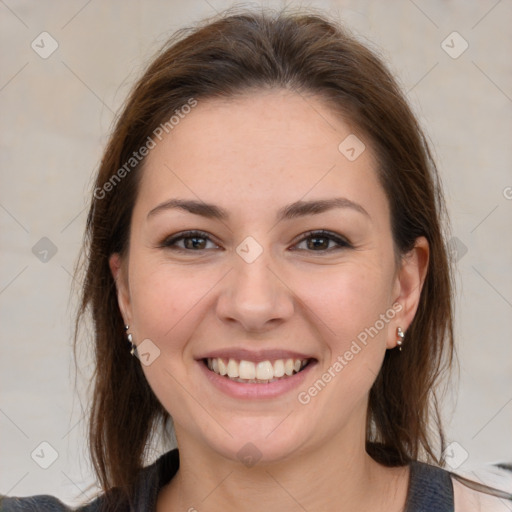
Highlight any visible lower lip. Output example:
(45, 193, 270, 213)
(197, 359, 317, 399)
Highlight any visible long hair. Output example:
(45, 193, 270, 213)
(74, 7, 455, 508)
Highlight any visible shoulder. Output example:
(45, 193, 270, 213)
(0, 493, 101, 511)
(406, 460, 455, 510)
(406, 460, 512, 512)
(451, 462, 512, 512)
(0, 448, 180, 512)
(453, 481, 506, 512)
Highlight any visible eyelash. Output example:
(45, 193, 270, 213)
(159, 229, 352, 253)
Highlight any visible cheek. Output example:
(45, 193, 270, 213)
(130, 272, 179, 344)
(295, 262, 394, 400)
(295, 266, 393, 407)
(128, 259, 227, 353)
(127, 262, 214, 416)
(128, 252, 395, 354)
(285, 263, 395, 438)
(297, 261, 395, 344)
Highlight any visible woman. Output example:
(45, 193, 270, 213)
(2, 7, 511, 512)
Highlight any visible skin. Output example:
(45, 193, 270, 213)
(110, 89, 429, 511)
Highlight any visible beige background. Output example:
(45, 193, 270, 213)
(1, 0, 511, 504)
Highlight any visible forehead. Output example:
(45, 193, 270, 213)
(133, 89, 389, 224)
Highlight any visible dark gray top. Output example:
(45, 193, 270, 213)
(2, 448, 505, 511)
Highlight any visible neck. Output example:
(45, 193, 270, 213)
(157, 427, 409, 512)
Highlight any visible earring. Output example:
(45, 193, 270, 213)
(125, 325, 136, 356)
(396, 327, 404, 351)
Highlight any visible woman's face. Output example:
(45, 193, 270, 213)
(110, 89, 426, 464)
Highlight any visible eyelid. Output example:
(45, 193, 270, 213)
(160, 230, 220, 250)
(291, 230, 352, 251)
(160, 229, 352, 253)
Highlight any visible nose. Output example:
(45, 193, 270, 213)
(216, 249, 295, 333)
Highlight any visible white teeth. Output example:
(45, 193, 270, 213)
(227, 358, 239, 378)
(256, 361, 273, 380)
(218, 358, 227, 375)
(205, 357, 310, 382)
(273, 359, 285, 377)
(239, 360, 256, 380)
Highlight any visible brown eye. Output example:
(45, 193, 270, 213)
(293, 230, 352, 252)
(161, 230, 219, 251)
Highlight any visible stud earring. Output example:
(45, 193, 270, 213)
(396, 327, 404, 351)
(125, 325, 136, 356)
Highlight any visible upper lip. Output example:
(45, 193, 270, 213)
(196, 348, 316, 363)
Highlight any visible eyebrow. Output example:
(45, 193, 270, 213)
(147, 197, 370, 222)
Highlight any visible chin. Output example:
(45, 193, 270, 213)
(197, 415, 315, 467)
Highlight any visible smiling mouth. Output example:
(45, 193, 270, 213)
(203, 357, 314, 383)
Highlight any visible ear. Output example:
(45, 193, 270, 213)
(387, 236, 429, 349)
(109, 253, 132, 327)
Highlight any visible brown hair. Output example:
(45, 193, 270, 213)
(74, 6, 455, 508)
